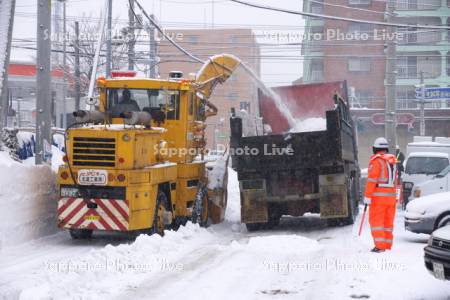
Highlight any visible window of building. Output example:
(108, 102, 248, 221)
(310, 1, 323, 14)
(229, 35, 238, 44)
(187, 35, 199, 44)
(240, 101, 250, 113)
(396, 86, 417, 109)
(309, 59, 324, 82)
(348, 58, 371, 72)
(347, 23, 373, 34)
(348, 0, 371, 5)
(354, 90, 373, 107)
(228, 91, 239, 101)
(397, 56, 417, 78)
(447, 52, 450, 76)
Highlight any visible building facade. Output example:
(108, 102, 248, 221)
(302, 0, 450, 164)
(158, 28, 261, 150)
(6, 62, 73, 128)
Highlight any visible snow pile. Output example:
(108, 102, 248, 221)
(17, 223, 217, 299)
(206, 154, 228, 190)
(0, 151, 58, 249)
(224, 167, 240, 223)
(290, 117, 327, 133)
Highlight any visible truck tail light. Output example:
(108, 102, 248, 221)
(117, 174, 126, 182)
(60, 171, 69, 180)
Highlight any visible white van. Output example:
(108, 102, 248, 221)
(412, 165, 450, 199)
(403, 136, 450, 202)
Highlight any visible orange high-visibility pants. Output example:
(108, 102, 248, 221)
(369, 202, 396, 250)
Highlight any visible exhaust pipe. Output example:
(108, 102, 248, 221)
(73, 110, 106, 123)
(120, 111, 152, 126)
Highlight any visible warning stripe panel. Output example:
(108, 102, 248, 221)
(57, 198, 129, 231)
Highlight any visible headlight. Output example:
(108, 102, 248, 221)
(61, 187, 80, 198)
(413, 188, 421, 198)
(428, 236, 433, 246)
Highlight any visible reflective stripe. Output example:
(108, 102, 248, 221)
(374, 237, 393, 244)
(376, 156, 397, 188)
(373, 192, 397, 197)
(367, 178, 378, 183)
(371, 226, 393, 232)
(371, 226, 384, 231)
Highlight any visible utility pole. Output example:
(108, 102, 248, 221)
(128, 0, 135, 71)
(418, 71, 427, 136)
(384, 0, 397, 152)
(0, 0, 16, 130)
(61, 0, 67, 128)
(36, 0, 52, 165)
(149, 14, 157, 78)
(106, 0, 112, 77)
(74, 21, 81, 111)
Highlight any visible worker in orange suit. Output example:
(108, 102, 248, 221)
(364, 137, 398, 253)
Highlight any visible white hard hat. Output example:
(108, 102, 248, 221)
(373, 137, 389, 148)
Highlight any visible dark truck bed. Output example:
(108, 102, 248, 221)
(230, 82, 360, 230)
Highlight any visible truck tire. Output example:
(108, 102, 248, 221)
(266, 208, 281, 229)
(343, 176, 358, 225)
(192, 184, 210, 227)
(245, 223, 264, 232)
(152, 192, 169, 236)
(69, 229, 93, 239)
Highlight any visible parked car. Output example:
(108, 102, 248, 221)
(402, 136, 450, 205)
(412, 165, 450, 200)
(424, 225, 450, 280)
(405, 191, 450, 234)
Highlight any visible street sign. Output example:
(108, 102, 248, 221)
(371, 113, 415, 126)
(415, 87, 450, 100)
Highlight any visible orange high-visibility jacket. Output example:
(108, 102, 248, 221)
(365, 153, 398, 205)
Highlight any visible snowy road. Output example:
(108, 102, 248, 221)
(1, 169, 450, 300)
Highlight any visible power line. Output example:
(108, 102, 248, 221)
(228, 0, 450, 30)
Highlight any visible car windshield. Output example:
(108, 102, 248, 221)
(436, 165, 450, 177)
(405, 157, 449, 175)
(107, 88, 180, 119)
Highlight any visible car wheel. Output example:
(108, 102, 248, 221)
(435, 212, 450, 229)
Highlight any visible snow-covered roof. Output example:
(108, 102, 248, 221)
(408, 152, 449, 158)
(408, 142, 450, 147)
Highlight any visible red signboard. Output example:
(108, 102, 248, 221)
(371, 113, 415, 125)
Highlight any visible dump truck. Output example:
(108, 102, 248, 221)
(57, 54, 239, 239)
(230, 81, 361, 230)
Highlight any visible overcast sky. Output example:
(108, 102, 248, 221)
(11, 0, 305, 86)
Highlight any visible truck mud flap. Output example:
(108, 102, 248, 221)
(240, 179, 268, 224)
(319, 174, 348, 218)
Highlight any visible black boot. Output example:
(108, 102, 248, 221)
(371, 247, 385, 253)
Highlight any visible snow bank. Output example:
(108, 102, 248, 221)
(224, 167, 240, 223)
(17, 223, 216, 300)
(0, 151, 58, 249)
(290, 117, 327, 133)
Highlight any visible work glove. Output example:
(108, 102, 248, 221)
(363, 197, 371, 205)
